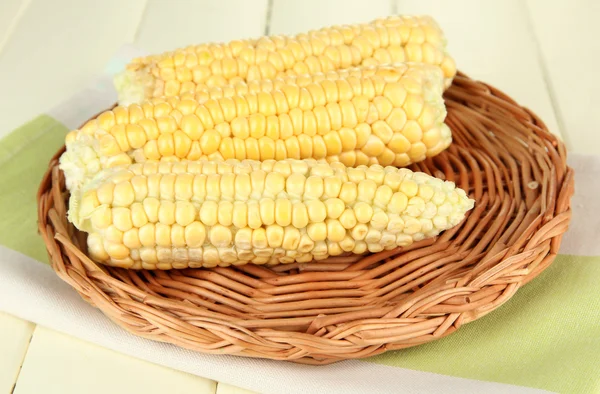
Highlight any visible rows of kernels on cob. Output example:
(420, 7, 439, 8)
(60, 15, 473, 270)
(115, 15, 455, 106)
(61, 63, 450, 191)
(69, 159, 474, 269)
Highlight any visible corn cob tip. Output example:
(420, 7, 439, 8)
(59, 137, 102, 191)
(60, 128, 133, 192)
(66, 167, 116, 232)
(114, 69, 152, 107)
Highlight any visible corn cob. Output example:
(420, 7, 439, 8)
(61, 63, 450, 191)
(115, 15, 456, 105)
(69, 159, 474, 269)
(173, 63, 434, 104)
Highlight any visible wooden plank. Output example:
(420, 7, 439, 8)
(0, 0, 146, 136)
(14, 326, 217, 394)
(135, 0, 269, 54)
(0, 312, 35, 394)
(269, 0, 391, 35)
(216, 382, 259, 394)
(526, 0, 599, 154)
(396, 0, 561, 138)
(0, 0, 28, 52)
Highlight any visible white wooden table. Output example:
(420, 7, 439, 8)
(0, 1, 598, 393)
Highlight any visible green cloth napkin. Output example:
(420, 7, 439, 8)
(0, 115, 67, 263)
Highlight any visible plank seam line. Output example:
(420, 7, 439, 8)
(0, 0, 34, 59)
(523, 1, 570, 148)
(390, 0, 398, 14)
(215, 382, 230, 394)
(9, 323, 37, 394)
(264, 0, 274, 35)
(131, 0, 151, 45)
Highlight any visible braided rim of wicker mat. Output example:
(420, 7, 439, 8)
(37, 72, 574, 364)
